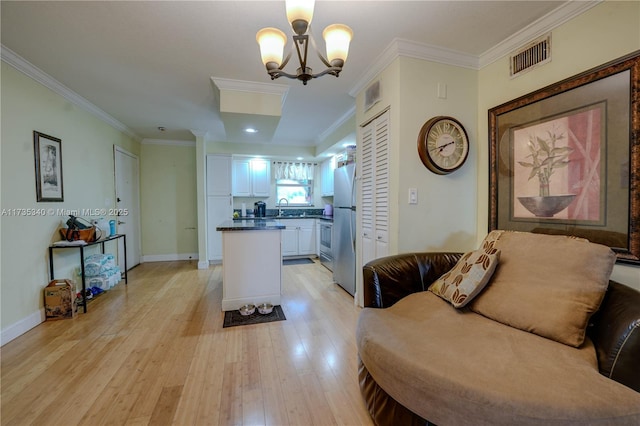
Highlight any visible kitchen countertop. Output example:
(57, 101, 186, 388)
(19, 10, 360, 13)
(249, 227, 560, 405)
(217, 219, 286, 231)
(233, 215, 333, 222)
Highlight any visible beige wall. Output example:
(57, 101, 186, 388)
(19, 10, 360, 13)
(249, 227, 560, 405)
(352, 1, 639, 300)
(1, 62, 139, 340)
(356, 59, 401, 256)
(396, 56, 478, 253)
(354, 57, 478, 252)
(477, 0, 640, 289)
(139, 143, 198, 259)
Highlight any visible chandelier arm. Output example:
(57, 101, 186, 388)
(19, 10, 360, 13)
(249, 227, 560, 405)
(267, 69, 300, 80)
(292, 34, 309, 72)
(310, 67, 342, 79)
(279, 50, 293, 70)
(307, 30, 333, 68)
(316, 51, 333, 68)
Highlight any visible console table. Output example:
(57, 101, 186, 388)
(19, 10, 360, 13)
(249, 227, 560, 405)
(49, 234, 128, 313)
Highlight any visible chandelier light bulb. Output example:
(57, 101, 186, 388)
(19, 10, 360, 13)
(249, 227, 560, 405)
(256, 27, 287, 68)
(323, 24, 353, 65)
(286, 0, 314, 35)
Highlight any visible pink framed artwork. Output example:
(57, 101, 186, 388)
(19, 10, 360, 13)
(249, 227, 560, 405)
(489, 51, 640, 265)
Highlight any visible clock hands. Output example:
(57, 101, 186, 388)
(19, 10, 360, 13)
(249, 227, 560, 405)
(430, 140, 455, 153)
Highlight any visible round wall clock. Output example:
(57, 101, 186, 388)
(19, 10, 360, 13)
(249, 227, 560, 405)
(417, 116, 469, 175)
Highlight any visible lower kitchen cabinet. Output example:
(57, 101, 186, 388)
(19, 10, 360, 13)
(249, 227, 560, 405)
(281, 227, 298, 256)
(281, 219, 316, 257)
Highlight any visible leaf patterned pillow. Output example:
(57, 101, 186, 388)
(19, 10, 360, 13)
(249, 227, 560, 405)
(428, 248, 501, 308)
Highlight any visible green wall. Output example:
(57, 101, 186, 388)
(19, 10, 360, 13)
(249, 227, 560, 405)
(139, 142, 198, 259)
(1, 62, 139, 340)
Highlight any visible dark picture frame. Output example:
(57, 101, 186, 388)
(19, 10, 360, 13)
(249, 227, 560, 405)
(34, 131, 64, 202)
(489, 51, 639, 265)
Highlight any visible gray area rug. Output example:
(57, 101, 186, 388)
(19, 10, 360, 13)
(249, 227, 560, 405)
(223, 305, 286, 328)
(283, 258, 314, 265)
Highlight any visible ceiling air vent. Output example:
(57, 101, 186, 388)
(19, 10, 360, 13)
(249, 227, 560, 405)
(510, 34, 551, 77)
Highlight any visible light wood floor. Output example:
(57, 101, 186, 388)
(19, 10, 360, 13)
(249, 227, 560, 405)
(1, 259, 374, 426)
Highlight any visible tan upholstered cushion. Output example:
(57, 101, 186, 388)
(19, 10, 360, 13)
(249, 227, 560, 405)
(429, 248, 500, 308)
(470, 230, 616, 347)
(356, 291, 640, 425)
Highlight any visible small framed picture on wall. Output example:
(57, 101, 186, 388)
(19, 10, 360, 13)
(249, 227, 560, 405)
(33, 131, 64, 202)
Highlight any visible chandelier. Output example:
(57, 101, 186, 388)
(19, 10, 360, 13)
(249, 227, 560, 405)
(256, 0, 353, 85)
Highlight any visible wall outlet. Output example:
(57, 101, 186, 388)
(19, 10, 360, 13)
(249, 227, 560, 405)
(409, 188, 418, 204)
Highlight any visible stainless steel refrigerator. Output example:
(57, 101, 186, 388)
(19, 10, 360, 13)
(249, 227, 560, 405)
(333, 163, 356, 296)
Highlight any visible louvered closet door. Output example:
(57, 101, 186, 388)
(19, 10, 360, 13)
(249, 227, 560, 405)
(360, 124, 375, 265)
(373, 113, 389, 258)
(360, 109, 389, 266)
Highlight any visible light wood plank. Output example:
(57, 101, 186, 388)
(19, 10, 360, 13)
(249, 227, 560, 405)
(0, 259, 373, 425)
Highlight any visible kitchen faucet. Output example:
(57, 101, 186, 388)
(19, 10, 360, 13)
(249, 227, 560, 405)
(278, 198, 288, 216)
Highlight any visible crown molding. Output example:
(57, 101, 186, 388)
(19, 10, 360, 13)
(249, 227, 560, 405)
(349, 38, 478, 97)
(211, 77, 290, 107)
(350, 1, 600, 97)
(1, 44, 140, 141)
(317, 105, 356, 143)
(478, 0, 602, 68)
(190, 130, 209, 139)
(141, 138, 196, 147)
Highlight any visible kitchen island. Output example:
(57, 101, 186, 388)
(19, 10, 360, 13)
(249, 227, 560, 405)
(216, 219, 285, 311)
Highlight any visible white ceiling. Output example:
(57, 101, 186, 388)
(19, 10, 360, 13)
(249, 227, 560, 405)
(1, 1, 593, 152)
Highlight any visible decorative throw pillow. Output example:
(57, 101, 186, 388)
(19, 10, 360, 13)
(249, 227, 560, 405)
(429, 247, 500, 308)
(469, 230, 616, 347)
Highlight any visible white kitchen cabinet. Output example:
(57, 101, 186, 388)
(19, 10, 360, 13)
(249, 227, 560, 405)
(232, 158, 271, 197)
(298, 223, 316, 255)
(206, 155, 233, 261)
(281, 219, 316, 257)
(250, 159, 270, 197)
(321, 157, 336, 196)
(360, 110, 389, 266)
(281, 227, 298, 256)
(232, 159, 251, 197)
(207, 154, 232, 196)
(207, 195, 232, 261)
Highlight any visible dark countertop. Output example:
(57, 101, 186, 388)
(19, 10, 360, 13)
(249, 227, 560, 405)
(217, 219, 286, 231)
(233, 215, 333, 222)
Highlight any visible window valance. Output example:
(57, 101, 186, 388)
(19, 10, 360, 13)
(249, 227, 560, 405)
(273, 161, 316, 180)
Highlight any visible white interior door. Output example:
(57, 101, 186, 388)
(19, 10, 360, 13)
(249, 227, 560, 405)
(114, 146, 141, 270)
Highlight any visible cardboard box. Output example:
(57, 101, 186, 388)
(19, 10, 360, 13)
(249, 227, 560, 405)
(44, 279, 76, 320)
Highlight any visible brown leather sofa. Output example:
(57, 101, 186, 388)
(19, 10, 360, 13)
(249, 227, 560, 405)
(357, 252, 640, 426)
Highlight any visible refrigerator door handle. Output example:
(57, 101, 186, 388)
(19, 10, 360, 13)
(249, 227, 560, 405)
(350, 166, 357, 254)
(349, 211, 355, 254)
(350, 167, 357, 208)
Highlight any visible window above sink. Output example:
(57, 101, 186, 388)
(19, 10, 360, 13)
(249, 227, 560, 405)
(276, 178, 313, 207)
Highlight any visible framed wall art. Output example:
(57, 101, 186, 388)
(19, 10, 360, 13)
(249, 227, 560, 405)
(488, 51, 639, 264)
(33, 131, 64, 202)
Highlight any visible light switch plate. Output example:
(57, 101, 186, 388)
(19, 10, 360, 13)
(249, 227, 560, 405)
(437, 82, 447, 99)
(409, 188, 418, 204)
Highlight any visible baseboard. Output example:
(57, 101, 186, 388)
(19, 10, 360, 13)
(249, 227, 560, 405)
(140, 253, 199, 262)
(1, 309, 45, 346)
(197, 261, 209, 269)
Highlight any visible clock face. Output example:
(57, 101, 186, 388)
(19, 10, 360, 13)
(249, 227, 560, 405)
(417, 116, 469, 175)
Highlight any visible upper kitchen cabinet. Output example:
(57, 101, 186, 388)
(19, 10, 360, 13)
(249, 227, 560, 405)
(232, 158, 271, 197)
(207, 154, 232, 196)
(320, 156, 336, 197)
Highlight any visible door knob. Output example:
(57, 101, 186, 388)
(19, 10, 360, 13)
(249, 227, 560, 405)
(118, 221, 126, 225)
